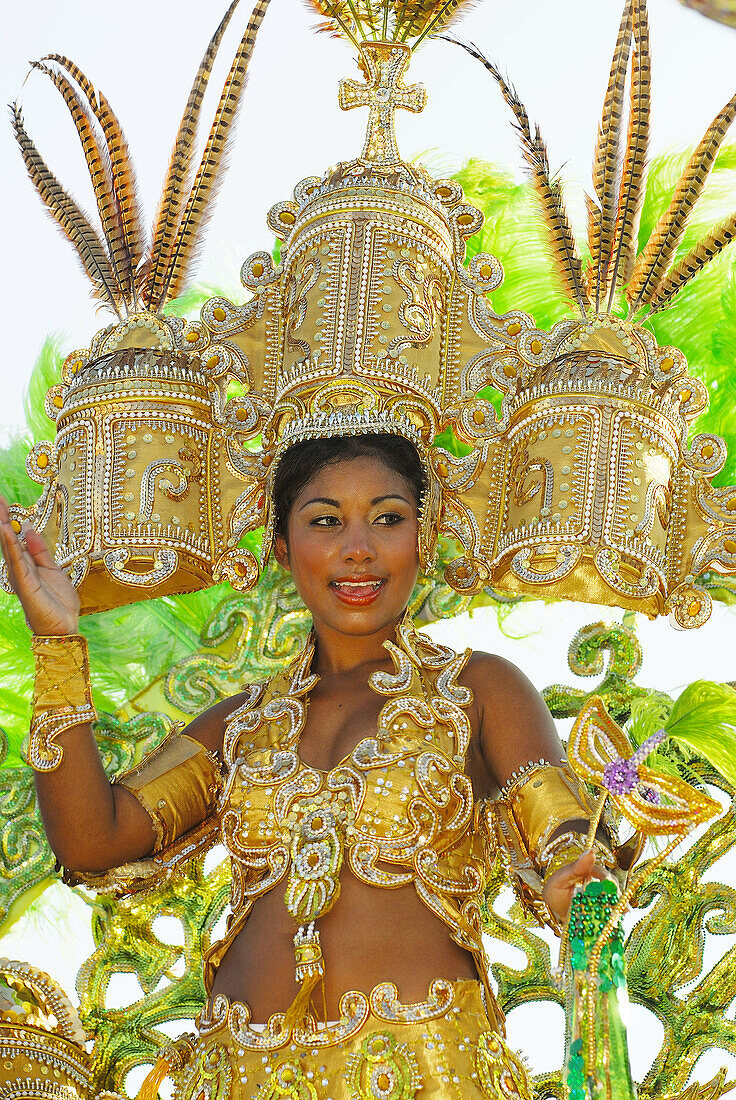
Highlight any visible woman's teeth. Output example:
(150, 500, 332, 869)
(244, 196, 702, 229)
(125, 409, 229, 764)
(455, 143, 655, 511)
(333, 580, 382, 591)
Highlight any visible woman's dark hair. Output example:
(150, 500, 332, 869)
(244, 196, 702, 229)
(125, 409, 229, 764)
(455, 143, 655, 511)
(273, 434, 425, 538)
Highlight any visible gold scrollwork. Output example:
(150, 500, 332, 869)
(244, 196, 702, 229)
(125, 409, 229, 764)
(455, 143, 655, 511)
(284, 259, 321, 357)
(512, 449, 555, 513)
(388, 258, 445, 352)
(137, 449, 202, 524)
(634, 481, 671, 540)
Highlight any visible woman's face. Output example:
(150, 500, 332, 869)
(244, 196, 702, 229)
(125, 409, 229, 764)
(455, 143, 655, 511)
(273, 455, 420, 641)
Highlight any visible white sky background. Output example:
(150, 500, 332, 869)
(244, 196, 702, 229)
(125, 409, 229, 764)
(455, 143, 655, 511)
(2, 0, 736, 1088)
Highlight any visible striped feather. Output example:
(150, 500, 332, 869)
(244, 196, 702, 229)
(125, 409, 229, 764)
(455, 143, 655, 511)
(586, 0, 633, 309)
(448, 40, 590, 315)
(142, 0, 242, 309)
(11, 103, 122, 316)
(30, 60, 130, 304)
(627, 91, 736, 313)
(44, 54, 145, 309)
(160, 0, 271, 304)
(606, 0, 650, 308)
(645, 211, 736, 314)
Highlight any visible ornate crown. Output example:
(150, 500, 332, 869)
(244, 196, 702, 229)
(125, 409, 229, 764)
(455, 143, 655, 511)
(6, 0, 736, 628)
(2, 2, 271, 613)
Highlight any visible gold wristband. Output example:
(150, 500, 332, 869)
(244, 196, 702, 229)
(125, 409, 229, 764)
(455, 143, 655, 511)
(28, 635, 97, 772)
(540, 830, 616, 882)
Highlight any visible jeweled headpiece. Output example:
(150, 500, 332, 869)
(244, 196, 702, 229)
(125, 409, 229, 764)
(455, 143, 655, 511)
(6, 0, 736, 628)
(2, 0, 271, 613)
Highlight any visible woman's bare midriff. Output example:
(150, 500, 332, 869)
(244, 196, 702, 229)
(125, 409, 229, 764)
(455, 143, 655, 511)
(210, 868, 478, 1022)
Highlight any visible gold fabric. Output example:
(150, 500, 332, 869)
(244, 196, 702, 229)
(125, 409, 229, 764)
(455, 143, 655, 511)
(207, 620, 505, 1029)
(28, 634, 97, 772)
(115, 730, 223, 852)
(505, 763, 597, 857)
(172, 980, 533, 1100)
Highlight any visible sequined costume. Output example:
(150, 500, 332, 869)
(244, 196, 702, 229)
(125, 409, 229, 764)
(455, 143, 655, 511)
(91, 615, 608, 1100)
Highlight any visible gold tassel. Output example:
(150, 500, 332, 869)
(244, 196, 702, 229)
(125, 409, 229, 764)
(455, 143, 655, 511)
(137, 1037, 194, 1100)
(283, 923, 326, 1031)
(138, 1058, 173, 1100)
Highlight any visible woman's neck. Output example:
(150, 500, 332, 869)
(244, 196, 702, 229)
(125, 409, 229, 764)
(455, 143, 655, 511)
(310, 613, 406, 676)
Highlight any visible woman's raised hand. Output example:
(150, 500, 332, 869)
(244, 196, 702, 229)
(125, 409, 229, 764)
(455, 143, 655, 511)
(542, 849, 612, 924)
(0, 495, 80, 636)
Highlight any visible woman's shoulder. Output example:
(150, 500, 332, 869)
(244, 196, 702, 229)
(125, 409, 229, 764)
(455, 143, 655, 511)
(182, 689, 256, 755)
(461, 648, 553, 733)
(462, 648, 540, 700)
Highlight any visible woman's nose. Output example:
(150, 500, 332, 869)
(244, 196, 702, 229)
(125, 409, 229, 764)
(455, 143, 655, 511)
(340, 522, 376, 563)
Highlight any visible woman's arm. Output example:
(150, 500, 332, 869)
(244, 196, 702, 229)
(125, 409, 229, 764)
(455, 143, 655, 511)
(466, 651, 613, 924)
(0, 497, 236, 873)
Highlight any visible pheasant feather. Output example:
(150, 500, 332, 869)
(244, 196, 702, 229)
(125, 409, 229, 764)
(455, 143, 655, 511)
(448, 40, 590, 315)
(303, 0, 366, 43)
(645, 210, 736, 314)
(161, 0, 271, 304)
(29, 61, 130, 301)
(10, 103, 122, 317)
(606, 0, 650, 307)
(627, 91, 736, 313)
(43, 53, 145, 308)
(586, 0, 633, 310)
(142, 0, 242, 311)
(304, 0, 477, 47)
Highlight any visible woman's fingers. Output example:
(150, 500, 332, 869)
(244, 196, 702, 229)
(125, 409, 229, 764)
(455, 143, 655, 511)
(543, 849, 617, 921)
(23, 525, 57, 569)
(0, 515, 37, 594)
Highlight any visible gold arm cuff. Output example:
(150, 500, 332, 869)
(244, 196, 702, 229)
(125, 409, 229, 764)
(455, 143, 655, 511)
(501, 761, 598, 858)
(28, 634, 97, 772)
(114, 729, 223, 852)
(486, 762, 612, 933)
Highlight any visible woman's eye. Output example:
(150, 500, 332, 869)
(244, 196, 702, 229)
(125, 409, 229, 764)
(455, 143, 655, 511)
(375, 511, 404, 525)
(310, 515, 340, 527)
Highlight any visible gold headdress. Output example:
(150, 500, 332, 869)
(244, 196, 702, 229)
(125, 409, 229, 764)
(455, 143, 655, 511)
(154, 3, 539, 595)
(444, 0, 736, 626)
(6, 0, 736, 628)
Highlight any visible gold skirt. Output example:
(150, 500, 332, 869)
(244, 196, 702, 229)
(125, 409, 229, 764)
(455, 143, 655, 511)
(173, 979, 533, 1100)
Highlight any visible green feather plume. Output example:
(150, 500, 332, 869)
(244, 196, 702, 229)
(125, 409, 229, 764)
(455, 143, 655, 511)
(663, 680, 736, 789)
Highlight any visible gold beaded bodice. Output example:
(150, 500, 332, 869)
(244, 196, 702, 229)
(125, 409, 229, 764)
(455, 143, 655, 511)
(204, 619, 495, 1006)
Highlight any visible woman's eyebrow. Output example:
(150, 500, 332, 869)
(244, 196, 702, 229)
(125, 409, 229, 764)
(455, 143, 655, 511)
(299, 493, 410, 510)
(371, 494, 410, 505)
(299, 497, 340, 509)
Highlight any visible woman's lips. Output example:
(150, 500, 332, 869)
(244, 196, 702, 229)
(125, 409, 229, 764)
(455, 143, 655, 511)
(330, 578, 385, 605)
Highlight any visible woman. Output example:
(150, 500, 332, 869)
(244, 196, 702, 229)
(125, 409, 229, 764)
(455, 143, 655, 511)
(0, 433, 613, 1099)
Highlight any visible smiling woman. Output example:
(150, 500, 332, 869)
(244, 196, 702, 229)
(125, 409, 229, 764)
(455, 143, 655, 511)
(0, 427, 620, 1098)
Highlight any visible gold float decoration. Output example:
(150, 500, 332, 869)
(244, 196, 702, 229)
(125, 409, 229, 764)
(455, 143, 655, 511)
(447, 0, 736, 625)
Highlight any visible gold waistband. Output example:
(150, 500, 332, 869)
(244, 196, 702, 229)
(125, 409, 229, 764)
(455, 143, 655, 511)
(197, 978, 487, 1050)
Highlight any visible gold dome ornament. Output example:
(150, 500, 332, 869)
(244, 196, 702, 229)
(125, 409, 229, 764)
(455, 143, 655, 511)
(446, 0, 736, 626)
(0, 958, 92, 1100)
(2, 0, 273, 614)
